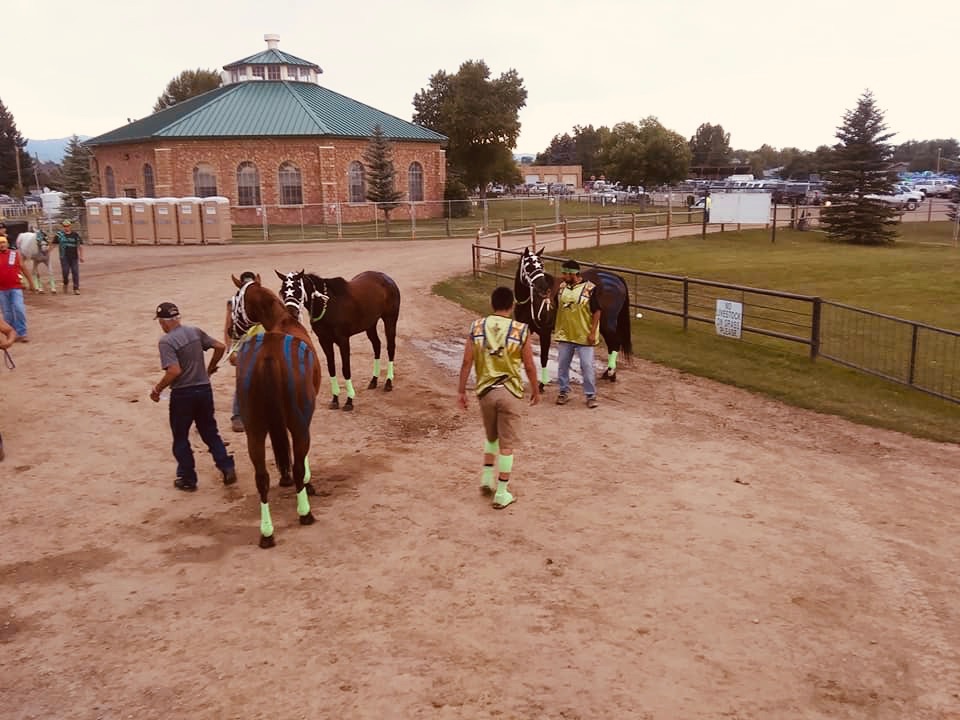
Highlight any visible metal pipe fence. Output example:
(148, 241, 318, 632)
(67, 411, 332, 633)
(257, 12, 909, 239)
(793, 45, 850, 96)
(470, 244, 960, 404)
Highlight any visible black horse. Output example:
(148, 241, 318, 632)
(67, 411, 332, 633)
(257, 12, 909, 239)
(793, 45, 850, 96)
(277, 269, 401, 411)
(513, 248, 633, 386)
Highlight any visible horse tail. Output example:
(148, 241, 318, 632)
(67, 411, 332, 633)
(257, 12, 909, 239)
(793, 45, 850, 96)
(261, 355, 292, 479)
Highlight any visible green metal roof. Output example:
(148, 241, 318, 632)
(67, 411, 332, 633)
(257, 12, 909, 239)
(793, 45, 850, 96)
(224, 49, 321, 71)
(84, 82, 446, 146)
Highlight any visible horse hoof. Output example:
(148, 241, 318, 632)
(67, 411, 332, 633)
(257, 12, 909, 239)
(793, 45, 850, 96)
(279, 473, 294, 487)
(299, 512, 315, 526)
(538, 382, 545, 393)
(608, 373, 617, 383)
(384, 379, 393, 392)
(343, 398, 354, 411)
(305, 483, 316, 496)
(368, 377, 378, 390)
(259, 534, 276, 549)
(328, 397, 339, 409)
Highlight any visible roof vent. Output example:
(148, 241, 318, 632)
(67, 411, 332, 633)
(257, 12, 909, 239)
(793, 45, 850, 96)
(264, 33, 280, 49)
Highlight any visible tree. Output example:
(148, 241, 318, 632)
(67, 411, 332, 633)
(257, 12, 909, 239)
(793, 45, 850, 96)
(573, 124, 609, 179)
(363, 125, 404, 232)
(413, 60, 527, 194)
(689, 123, 731, 167)
(153, 69, 222, 112)
(891, 138, 960, 172)
(0, 98, 34, 195)
(535, 132, 576, 165)
(597, 117, 690, 187)
(60, 135, 94, 218)
(821, 90, 900, 245)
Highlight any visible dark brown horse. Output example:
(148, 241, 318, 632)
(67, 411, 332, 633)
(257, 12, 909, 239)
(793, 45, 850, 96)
(276, 269, 401, 411)
(231, 274, 322, 549)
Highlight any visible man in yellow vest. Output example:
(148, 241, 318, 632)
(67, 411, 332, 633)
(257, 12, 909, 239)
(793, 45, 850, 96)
(457, 286, 540, 509)
(554, 259, 601, 408)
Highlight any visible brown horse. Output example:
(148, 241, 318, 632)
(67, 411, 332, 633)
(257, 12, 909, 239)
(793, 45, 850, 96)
(276, 269, 401, 411)
(231, 274, 322, 549)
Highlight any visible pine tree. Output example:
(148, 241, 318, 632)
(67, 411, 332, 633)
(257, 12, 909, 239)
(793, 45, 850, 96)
(60, 135, 93, 220)
(0, 97, 34, 195)
(821, 90, 900, 245)
(363, 125, 404, 232)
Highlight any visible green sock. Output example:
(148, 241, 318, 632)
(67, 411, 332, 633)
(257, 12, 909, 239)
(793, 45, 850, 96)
(608, 351, 618, 370)
(297, 488, 310, 516)
(345, 379, 356, 398)
(330, 377, 341, 396)
(260, 502, 274, 537)
(387, 361, 395, 381)
(372, 359, 381, 377)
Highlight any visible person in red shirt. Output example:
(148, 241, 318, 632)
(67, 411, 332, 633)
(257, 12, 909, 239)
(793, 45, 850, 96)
(0, 224, 28, 342)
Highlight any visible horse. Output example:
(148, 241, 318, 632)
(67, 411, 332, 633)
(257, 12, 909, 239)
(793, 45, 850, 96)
(15, 231, 58, 294)
(276, 269, 401, 411)
(231, 274, 322, 549)
(513, 248, 633, 385)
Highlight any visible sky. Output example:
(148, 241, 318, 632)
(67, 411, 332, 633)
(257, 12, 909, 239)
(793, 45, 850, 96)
(5, 0, 959, 157)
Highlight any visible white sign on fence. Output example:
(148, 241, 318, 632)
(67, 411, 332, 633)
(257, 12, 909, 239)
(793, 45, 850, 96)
(715, 299, 743, 338)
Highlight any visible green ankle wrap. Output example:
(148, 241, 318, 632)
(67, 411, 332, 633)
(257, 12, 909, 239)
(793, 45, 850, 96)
(297, 488, 310, 516)
(482, 465, 495, 483)
(387, 361, 395, 380)
(304, 457, 311, 485)
(483, 439, 500, 454)
(498, 454, 514, 473)
(608, 351, 618, 370)
(372, 359, 381, 377)
(260, 502, 274, 537)
(345, 379, 356, 398)
(540, 366, 549, 385)
(330, 377, 341, 396)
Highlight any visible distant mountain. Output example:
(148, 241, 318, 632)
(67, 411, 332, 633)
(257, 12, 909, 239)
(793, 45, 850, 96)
(26, 136, 90, 164)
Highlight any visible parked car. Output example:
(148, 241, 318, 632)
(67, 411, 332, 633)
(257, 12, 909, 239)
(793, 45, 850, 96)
(864, 190, 919, 211)
(913, 178, 957, 198)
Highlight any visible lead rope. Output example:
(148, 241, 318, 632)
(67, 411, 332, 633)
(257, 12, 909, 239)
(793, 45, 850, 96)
(3, 349, 14, 370)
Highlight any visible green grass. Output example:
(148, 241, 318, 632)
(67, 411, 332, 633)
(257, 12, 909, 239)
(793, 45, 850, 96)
(435, 222, 960, 444)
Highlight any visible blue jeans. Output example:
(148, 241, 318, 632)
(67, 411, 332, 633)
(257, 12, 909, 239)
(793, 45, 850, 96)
(61, 254, 80, 289)
(168, 384, 234, 484)
(557, 342, 597, 398)
(0, 288, 27, 337)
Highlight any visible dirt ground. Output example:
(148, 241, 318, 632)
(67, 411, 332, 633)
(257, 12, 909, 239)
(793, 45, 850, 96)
(2, 236, 959, 720)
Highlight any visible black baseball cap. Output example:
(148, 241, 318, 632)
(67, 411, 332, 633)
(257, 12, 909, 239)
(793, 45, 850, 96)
(155, 302, 180, 319)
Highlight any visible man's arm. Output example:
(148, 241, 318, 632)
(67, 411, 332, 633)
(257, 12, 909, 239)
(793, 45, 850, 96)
(521, 335, 540, 406)
(456, 337, 475, 409)
(207, 339, 226, 376)
(150, 363, 182, 402)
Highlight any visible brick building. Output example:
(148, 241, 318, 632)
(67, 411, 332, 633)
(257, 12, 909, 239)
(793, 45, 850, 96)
(84, 35, 447, 225)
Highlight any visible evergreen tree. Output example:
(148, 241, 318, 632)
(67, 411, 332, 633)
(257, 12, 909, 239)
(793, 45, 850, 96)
(363, 125, 404, 232)
(0, 98, 34, 195)
(153, 69, 222, 112)
(60, 135, 93, 219)
(821, 91, 900, 245)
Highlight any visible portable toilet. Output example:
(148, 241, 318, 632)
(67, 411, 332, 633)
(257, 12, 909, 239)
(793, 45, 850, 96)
(201, 196, 232, 244)
(107, 198, 134, 244)
(131, 198, 157, 244)
(153, 198, 179, 244)
(177, 197, 204, 244)
(84, 198, 111, 244)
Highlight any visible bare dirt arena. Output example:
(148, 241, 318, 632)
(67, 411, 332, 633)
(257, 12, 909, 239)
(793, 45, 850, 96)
(2, 236, 959, 720)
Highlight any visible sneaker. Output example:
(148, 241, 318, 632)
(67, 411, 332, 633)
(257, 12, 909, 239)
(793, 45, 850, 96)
(74, 289, 80, 295)
(174, 477, 198, 492)
(492, 489, 516, 509)
(231, 418, 245, 433)
(586, 396, 598, 409)
(222, 467, 237, 486)
(556, 392, 569, 405)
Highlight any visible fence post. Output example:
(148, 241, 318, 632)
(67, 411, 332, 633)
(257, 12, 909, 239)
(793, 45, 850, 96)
(810, 297, 822, 359)
(927, 198, 933, 223)
(666, 198, 672, 241)
(299, 206, 304, 241)
(631, 213, 636, 242)
(682, 278, 689, 331)
(496, 229, 502, 269)
(446, 212, 451, 237)
(908, 323, 920, 385)
(562, 218, 568, 251)
(596, 217, 601, 246)
(410, 202, 416, 240)
(472, 243, 478, 278)
(531, 225, 537, 252)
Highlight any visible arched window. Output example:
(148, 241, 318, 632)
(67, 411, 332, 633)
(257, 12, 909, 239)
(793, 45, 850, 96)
(104, 166, 116, 197)
(236, 162, 261, 206)
(408, 162, 424, 202)
(143, 164, 155, 198)
(193, 163, 217, 197)
(278, 162, 303, 205)
(348, 161, 366, 203)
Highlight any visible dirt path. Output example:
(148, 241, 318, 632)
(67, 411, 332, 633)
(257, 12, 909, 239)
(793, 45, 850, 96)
(2, 238, 959, 720)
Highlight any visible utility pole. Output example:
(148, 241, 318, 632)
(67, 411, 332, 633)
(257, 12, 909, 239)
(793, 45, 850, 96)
(14, 145, 22, 192)
(936, 147, 942, 174)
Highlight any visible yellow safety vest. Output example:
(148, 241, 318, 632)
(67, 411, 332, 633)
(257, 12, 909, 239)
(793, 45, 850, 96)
(554, 280, 599, 346)
(470, 315, 529, 398)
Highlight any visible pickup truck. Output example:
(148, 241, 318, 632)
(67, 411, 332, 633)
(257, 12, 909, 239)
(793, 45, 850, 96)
(864, 190, 919, 211)
(912, 178, 957, 198)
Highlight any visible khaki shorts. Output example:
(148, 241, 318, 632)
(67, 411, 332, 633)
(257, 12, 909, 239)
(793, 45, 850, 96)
(478, 386, 522, 449)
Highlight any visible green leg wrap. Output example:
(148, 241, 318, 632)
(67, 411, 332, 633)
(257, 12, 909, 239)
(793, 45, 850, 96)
(387, 361, 395, 381)
(330, 377, 341, 396)
(483, 439, 500, 454)
(304, 457, 311, 485)
(498, 454, 514, 474)
(345, 379, 356, 398)
(540, 366, 549, 385)
(260, 502, 274, 537)
(297, 488, 311, 517)
(372, 358, 381, 377)
(482, 465, 495, 484)
(608, 351, 618, 371)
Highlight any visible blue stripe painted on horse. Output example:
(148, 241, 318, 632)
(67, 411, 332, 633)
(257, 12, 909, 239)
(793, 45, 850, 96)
(242, 334, 265, 394)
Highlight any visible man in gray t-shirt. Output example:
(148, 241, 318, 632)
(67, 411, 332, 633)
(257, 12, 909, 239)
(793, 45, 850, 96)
(150, 301, 236, 491)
